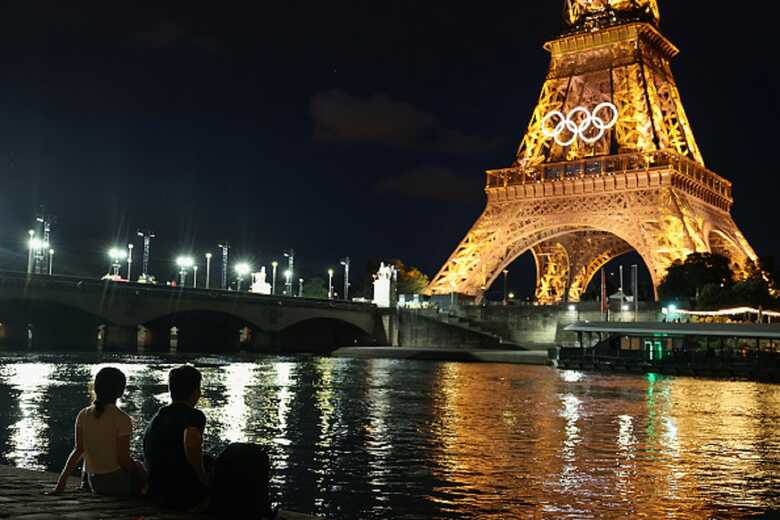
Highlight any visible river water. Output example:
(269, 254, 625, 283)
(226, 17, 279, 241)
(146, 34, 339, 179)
(0, 352, 779, 519)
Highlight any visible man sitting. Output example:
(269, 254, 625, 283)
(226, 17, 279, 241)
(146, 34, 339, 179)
(143, 365, 210, 510)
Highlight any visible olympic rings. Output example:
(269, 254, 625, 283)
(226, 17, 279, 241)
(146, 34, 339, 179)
(541, 102, 619, 147)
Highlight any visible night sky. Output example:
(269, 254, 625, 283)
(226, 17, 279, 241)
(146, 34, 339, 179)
(0, 2, 778, 297)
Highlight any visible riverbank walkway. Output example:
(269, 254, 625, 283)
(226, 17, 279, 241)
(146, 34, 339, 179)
(0, 465, 316, 519)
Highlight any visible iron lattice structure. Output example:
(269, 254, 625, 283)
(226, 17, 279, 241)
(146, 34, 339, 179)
(426, 2, 757, 304)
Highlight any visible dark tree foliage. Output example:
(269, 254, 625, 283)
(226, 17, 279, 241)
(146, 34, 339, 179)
(661, 253, 778, 309)
(658, 253, 733, 305)
(302, 276, 328, 299)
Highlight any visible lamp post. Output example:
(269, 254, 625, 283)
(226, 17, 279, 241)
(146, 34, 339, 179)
(176, 256, 194, 286)
(298, 278, 304, 298)
(48, 249, 55, 276)
(340, 257, 350, 301)
(283, 249, 294, 297)
(271, 261, 278, 295)
(26, 230, 35, 274)
(193, 264, 199, 289)
(502, 269, 509, 306)
(136, 230, 155, 279)
(284, 269, 292, 296)
(127, 244, 134, 282)
(205, 253, 212, 289)
(328, 269, 334, 299)
(235, 262, 251, 292)
(109, 248, 127, 277)
(218, 242, 230, 289)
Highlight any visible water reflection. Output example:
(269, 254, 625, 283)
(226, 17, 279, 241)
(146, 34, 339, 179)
(0, 353, 779, 519)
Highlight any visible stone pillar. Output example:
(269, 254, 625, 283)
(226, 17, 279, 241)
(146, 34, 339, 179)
(238, 326, 253, 352)
(137, 325, 150, 353)
(169, 326, 179, 353)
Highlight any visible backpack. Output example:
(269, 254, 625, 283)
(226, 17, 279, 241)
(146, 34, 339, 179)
(210, 442, 275, 519)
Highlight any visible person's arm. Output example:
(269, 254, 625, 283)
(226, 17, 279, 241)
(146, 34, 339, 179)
(51, 417, 85, 494)
(183, 426, 208, 487)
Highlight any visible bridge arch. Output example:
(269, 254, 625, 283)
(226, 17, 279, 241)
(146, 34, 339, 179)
(142, 309, 261, 354)
(0, 298, 105, 350)
(279, 317, 374, 353)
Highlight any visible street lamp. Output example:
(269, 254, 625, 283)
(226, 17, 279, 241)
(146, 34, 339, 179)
(176, 256, 194, 286)
(327, 269, 334, 299)
(283, 249, 294, 297)
(193, 264, 199, 289)
(235, 262, 251, 292)
(502, 269, 509, 306)
(205, 253, 212, 289)
(109, 248, 128, 277)
(298, 278, 304, 297)
(271, 261, 278, 295)
(26, 230, 35, 274)
(340, 257, 350, 301)
(48, 249, 55, 276)
(127, 244, 134, 282)
(284, 269, 292, 296)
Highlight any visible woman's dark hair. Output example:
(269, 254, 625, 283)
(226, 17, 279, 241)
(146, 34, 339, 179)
(93, 367, 127, 419)
(169, 365, 202, 401)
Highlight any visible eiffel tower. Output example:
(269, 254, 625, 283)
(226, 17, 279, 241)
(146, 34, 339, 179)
(426, 0, 757, 304)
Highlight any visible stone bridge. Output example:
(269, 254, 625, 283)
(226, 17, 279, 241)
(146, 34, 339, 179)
(0, 272, 390, 353)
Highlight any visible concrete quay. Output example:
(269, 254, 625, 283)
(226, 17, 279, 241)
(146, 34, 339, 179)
(332, 346, 552, 365)
(0, 465, 315, 520)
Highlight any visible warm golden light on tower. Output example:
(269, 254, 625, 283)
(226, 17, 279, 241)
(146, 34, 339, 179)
(565, 0, 660, 28)
(426, 1, 756, 304)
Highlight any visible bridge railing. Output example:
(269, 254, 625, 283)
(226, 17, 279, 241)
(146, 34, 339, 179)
(0, 271, 376, 311)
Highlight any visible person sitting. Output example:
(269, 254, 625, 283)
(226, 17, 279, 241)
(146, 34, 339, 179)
(52, 367, 146, 496)
(143, 365, 210, 510)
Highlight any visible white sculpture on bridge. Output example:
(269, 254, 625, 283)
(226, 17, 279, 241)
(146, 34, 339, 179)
(372, 262, 398, 308)
(251, 267, 272, 295)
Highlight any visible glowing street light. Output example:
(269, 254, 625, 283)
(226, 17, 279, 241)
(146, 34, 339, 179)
(234, 262, 252, 292)
(502, 269, 509, 306)
(271, 261, 278, 295)
(48, 249, 55, 276)
(298, 278, 304, 297)
(205, 253, 212, 289)
(283, 249, 294, 296)
(109, 248, 128, 277)
(26, 230, 35, 274)
(127, 244, 134, 282)
(284, 269, 292, 296)
(176, 256, 194, 286)
(327, 269, 334, 299)
(193, 264, 199, 289)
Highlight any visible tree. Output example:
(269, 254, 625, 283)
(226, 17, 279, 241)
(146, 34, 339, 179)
(302, 277, 328, 299)
(730, 260, 776, 308)
(658, 252, 733, 305)
(661, 253, 778, 309)
(390, 260, 430, 294)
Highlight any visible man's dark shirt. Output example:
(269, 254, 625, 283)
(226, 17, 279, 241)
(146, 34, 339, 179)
(143, 403, 207, 509)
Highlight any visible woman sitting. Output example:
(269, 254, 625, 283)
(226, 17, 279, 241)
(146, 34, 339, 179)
(52, 367, 146, 496)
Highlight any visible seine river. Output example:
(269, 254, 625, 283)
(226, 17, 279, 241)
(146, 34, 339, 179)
(1, 352, 779, 519)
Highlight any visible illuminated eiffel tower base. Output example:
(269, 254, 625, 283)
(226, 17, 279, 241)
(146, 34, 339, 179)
(426, 1, 757, 303)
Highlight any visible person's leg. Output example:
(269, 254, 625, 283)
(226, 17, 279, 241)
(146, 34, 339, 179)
(88, 469, 137, 497)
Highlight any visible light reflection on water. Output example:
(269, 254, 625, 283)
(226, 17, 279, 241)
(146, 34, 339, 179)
(1, 353, 780, 519)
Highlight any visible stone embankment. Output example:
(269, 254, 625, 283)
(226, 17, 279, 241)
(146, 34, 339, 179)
(333, 347, 551, 365)
(0, 465, 315, 520)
